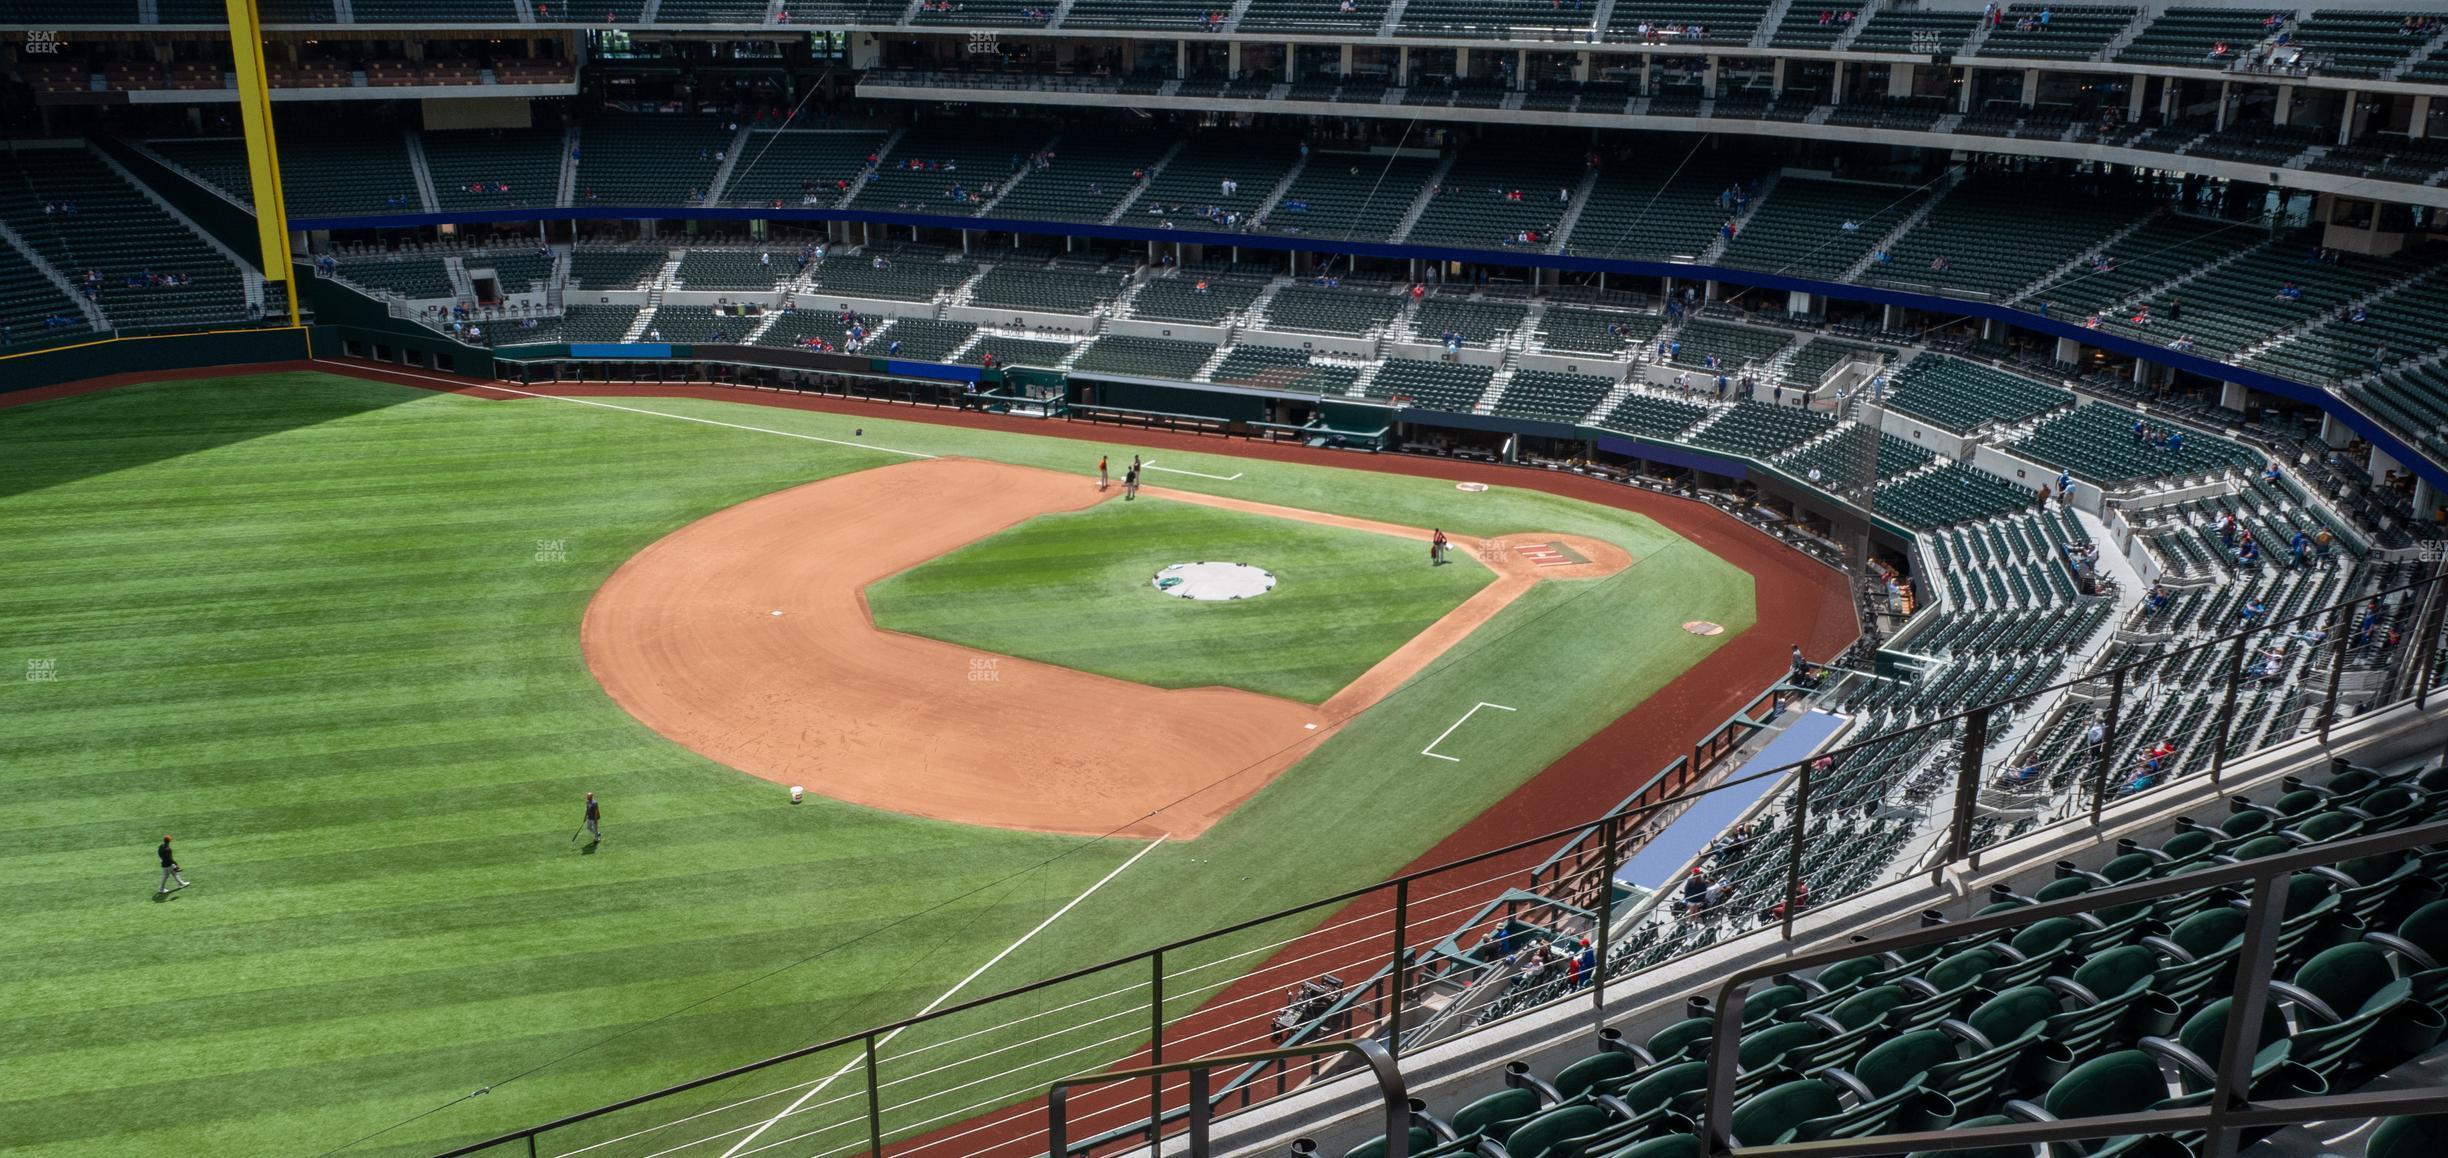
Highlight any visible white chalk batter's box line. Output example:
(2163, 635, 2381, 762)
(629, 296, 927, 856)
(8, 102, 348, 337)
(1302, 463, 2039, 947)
(1423, 702, 1517, 762)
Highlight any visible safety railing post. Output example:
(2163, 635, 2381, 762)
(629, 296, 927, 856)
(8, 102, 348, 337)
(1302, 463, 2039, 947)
(1187, 1067, 1212, 1158)
(2205, 870, 2291, 1158)
(1943, 707, 1988, 870)
(864, 1031, 884, 1158)
(1150, 950, 1166, 1156)
(1048, 1085, 1069, 1158)
(2322, 598, 2351, 741)
(2091, 666, 2124, 825)
(1387, 879, 1410, 1058)
(1781, 757, 1811, 940)
(2210, 631, 2249, 783)
(527, 1135, 538, 1158)
(1594, 813, 1620, 1021)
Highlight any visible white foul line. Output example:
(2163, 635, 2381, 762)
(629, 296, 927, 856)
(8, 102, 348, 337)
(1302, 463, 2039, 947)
(315, 362, 942, 460)
(720, 835, 1170, 1158)
(1422, 702, 1517, 763)
(1137, 458, 1244, 482)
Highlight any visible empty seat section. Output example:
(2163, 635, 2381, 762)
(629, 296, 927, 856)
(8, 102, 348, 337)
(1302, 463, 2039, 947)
(1130, 277, 1262, 324)
(1493, 371, 1614, 422)
(1072, 336, 1217, 379)
(987, 134, 1168, 224)
(575, 114, 731, 205)
(722, 131, 888, 209)
(967, 266, 1120, 314)
(1689, 400, 1833, 457)
(1404, 143, 1581, 251)
(0, 148, 248, 332)
(1370, 359, 1494, 412)
(2013, 403, 2261, 485)
(1132, 134, 1298, 229)
(1885, 355, 2074, 431)
(1976, 5, 2140, 60)
(1539, 307, 1662, 355)
(1209, 345, 1364, 392)
(1876, 463, 2040, 529)
(1262, 286, 1405, 336)
(424, 128, 564, 212)
(962, 334, 1075, 367)
(1261, 153, 1438, 242)
(1719, 178, 1926, 280)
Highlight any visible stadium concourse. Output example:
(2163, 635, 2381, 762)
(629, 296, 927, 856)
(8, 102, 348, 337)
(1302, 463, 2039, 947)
(3, 0, 2448, 1155)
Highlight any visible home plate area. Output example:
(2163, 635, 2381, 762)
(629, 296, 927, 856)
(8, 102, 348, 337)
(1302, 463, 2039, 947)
(1506, 541, 1590, 568)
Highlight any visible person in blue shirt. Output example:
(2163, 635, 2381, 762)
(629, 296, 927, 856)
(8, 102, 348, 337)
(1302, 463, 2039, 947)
(2167, 429, 2184, 453)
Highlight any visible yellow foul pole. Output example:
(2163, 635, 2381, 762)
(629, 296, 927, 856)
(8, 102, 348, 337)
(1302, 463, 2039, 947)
(224, 0, 300, 327)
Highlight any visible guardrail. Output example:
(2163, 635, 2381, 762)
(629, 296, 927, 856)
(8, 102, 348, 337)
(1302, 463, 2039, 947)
(431, 555, 2448, 1158)
(1703, 819, 2448, 1157)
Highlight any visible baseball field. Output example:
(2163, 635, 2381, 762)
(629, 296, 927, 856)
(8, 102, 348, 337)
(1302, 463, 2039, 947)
(0, 366, 1819, 1157)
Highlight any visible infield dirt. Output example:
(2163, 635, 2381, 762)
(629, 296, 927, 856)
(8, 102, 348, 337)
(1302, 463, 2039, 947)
(580, 457, 1626, 838)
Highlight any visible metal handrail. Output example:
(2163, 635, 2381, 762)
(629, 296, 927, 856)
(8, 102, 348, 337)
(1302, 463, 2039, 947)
(1702, 819, 2448, 1158)
(1049, 1040, 1408, 1158)
(430, 559, 2446, 1158)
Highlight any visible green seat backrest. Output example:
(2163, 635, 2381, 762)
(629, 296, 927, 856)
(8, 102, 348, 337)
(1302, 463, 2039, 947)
(1502, 1103, 1613, 1158)
(1923, 949, 2001, 995)
(1619, 1059, 1709, 1113)
(1904, 1114, 2030, 1158)
(2035, 876, 2094, 903)
(2230, 834, 2294, 861)
(1606, 1134, 1702, 1158)
(2221, 810, 2274, 839)
(1739, 1020, 1823, 1069)
(2166, 907, 2246, 957)
(2369, 1114, 2448, 1158)
(2072, 945, 2158, 1000)
(1814, 956, 1883, 994)
(1647, 1016, 1716, 1060)
(1730, 1078, 1844, 1147)
(1553, 1049, 1644, 1100)
(2394, 900, 2448, 964)
(2043, 1050, 2166, 1120)
(1451, 1086, 1542, 1138)
(2159, 830, 2215, 861)
(1345, 1127, 1438, 1158)
(1966, 985, 2060, 1045)
(2176, 997, 2287, 1064)
(1853, 1029, 1961, 1097)
(1745, 984, 1809, 1026)
(2295, 942, 2400, 1014)
(1829, 984, 1912, 1030)
(2099, 853, 2159, 883)
(2010, 917, 2080, 957)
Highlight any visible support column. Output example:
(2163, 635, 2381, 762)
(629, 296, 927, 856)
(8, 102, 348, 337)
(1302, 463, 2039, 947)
(225, 0, 298, 326)
(2414, 95, 2433, 140)
(2339, 91, 2357, 146)
(1959, 66, 1973, 112)
(2159, 78, 2176, 118)
(2215, 80, 2231, 130)
(1704, 56, 1719, 98)
(1228, 41, 1242, 78)
(1787, 290, 1812, 314)
(2128, 79, 2146, 121)
(1771, 57, 1785, 97)
(2021, 67, 2038, 107)
(1176, 40, 1187, 79)
(1455, 47, 1470, 79)
(1398, 46, 1411, 85)
(1576, 51, 1593, 84)
(2273, 83, 2293, 126)
(1641, 54, 1653, 96)
(1831, 60, 1847, 104)
(1888, 62, 1915, 98)
(1339, 44, 1354, 76)
(2131, 358, 2149, 385)
(2220, 381, 2250, 413)
(2054, 335, 2083, 364)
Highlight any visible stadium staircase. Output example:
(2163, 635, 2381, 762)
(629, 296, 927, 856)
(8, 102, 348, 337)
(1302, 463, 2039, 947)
(135, 0, 159, 23)
(1376, 0, 1410, 37)
(511, 0, 535, 21)
(1545, 167, 1606, 253)
(702, 124, 752, 205)
(557, 125, 579, 205)
(893, 0, 926, 25)
(1827, 2, 1876, 51)
(2008, 211, 2162, 305)
(2382, 28, 2448, 82)
(2098, 5, 2151, 60)
(638, 0, 661, 21)
(404, 132, 442, 213)
(89, 146, 262, 306)
(1839, 179, 1955, 283)
(0, 217, 106, 330)
(1252, 153, 1315, 226)
(444, 256, 476, 305)
(976, 133, 1059, 217)
(1045, 0, 1079, 28)
(1102, 139, 1184, 224)
(1388, 152, 1459, 244)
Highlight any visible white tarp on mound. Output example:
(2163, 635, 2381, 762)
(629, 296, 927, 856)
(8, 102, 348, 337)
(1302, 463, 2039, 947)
(1152, 562, 1275, 602)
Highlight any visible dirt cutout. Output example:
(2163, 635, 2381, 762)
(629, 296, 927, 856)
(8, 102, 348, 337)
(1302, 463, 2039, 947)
(581, 458, 1626, 839)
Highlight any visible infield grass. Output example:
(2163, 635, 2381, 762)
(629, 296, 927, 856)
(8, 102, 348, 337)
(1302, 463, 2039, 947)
(868, 499, 1494, 703)
(0, 371, 1751, 1157)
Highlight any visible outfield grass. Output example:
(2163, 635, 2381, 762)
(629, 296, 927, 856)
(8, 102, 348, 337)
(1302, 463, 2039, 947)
(0, 373, 1751, 1157)
(868, 499, 1494, 703)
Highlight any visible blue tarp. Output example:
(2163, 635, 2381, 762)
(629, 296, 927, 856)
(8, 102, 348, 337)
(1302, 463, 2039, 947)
(1616, 710, 1850, 893)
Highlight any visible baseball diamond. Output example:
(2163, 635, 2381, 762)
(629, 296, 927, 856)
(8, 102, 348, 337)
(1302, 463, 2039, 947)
(4, 6, 2447, 1154)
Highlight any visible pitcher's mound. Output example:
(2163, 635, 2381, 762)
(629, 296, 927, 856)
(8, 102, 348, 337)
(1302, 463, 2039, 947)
(1153, 561, 1276, 601)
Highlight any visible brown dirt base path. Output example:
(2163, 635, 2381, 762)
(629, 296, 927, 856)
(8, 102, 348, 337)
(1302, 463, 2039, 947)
(583, 457, 1625, 839)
